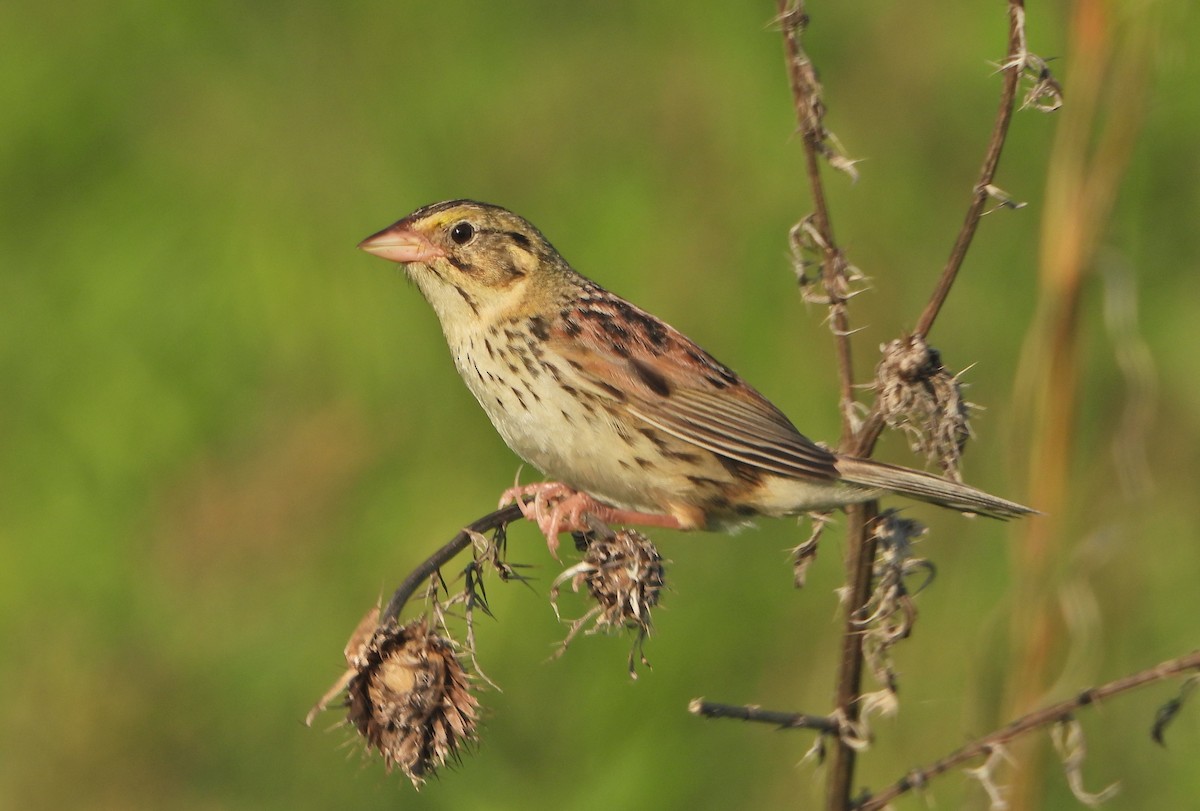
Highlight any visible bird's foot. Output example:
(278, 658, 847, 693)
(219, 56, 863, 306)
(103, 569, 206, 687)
(499, 482, 582, 556)
(498, 482, 682, 558)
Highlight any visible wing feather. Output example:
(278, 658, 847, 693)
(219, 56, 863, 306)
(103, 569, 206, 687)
(629, 390, 835, 480)
(550, 299, 837, 482)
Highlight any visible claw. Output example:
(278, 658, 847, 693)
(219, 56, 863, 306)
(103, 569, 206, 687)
(499, 482, 587, 558)
(498, 481, 686, 558)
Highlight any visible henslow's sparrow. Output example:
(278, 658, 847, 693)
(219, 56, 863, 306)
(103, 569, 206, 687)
(360, 200, 1032, 551)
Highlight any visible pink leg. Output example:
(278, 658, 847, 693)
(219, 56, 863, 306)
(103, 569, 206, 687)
(499, 482, 683, 557)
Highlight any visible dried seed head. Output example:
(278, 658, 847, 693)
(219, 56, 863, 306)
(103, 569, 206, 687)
(551, 529, 666, 676)
(345, 616, 479, 787)
(560, 529, 664, 632)
(875, 334, 972, 481)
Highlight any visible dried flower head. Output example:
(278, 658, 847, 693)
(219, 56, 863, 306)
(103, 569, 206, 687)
(551, 528, 666, 676)
(875, 334, 972, 481)
(340, 612, 479, 787)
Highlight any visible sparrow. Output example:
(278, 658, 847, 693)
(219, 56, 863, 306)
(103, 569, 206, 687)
(359, 200, 1032, 551)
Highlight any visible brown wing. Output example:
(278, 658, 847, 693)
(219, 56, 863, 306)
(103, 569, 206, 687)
(550, 291, 837, 482)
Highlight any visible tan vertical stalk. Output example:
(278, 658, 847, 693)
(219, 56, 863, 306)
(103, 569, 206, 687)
(1006, 2, 1153, 807)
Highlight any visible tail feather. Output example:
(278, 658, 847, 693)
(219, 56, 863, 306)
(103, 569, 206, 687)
(835, 456, 1036, 520)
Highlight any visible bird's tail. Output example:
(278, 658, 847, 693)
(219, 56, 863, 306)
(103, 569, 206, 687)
(835, 456, 1036, 520)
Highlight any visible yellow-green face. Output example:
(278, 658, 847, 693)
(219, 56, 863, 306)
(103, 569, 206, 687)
(359, 200, 567, 328)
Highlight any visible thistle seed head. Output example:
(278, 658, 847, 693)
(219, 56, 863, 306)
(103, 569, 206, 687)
(344, 615, 479, 787)
(568, 528, 664, 634)
(551, 528, 666, 676)
(876, 334, 972, 481)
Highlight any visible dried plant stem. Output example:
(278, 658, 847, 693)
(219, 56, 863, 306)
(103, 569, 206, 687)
(776, 0, 856, 441)
(380, 503, 525, 623)
(776, 6, 877, 808)
(825, 503, 875, 810)
(774, 3, 1033, 809)
(856, 649, 1200, 810)
(851, 0, 1026, 461)
(689, 699, 839, 733)
(913, 0, 1025, 340)
(1004, 3, 1153, 805)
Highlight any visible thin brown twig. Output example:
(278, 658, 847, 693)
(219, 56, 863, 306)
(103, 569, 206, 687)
(914, 0, 1027, 340)
(775, 5, 879, 808)
(380, 503, 526, 623)
(776, 0, 856, 442)
(689, 698, 839, 734)
(826, 502, 875, 810)
(775, 5, 876, 808)
(855, 649, 1200, 810)
(852, 0, 1027, 461)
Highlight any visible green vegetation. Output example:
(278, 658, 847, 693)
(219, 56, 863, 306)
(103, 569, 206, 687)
(3, 2, 1198, 808)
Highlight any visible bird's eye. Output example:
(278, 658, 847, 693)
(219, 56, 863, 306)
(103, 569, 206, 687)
(450, 221, 476, 245)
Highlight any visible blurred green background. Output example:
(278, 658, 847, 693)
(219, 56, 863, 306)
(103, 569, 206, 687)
(4, 1, 1198, 809)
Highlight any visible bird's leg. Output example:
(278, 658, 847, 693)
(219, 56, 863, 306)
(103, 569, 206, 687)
(499, 482, 682, 557)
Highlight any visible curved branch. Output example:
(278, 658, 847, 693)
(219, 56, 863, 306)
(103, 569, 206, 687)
(856, 649, 1200, 810)
(380, 503, 526, 623)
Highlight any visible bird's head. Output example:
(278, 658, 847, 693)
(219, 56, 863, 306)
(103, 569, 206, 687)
(359, 200, 569, 332)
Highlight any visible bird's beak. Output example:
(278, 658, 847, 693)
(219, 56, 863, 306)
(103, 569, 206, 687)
(358, 223, 446, 264)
